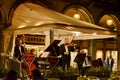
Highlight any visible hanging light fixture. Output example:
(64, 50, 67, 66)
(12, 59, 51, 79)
(73, 13, 80, 20)
(73, 8, 80, 20)
(106, 15, 113, 26)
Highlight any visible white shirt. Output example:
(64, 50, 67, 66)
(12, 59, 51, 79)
(65, 45, 68, 52)
(19, 46, 22, 53)
(109, 58, 112, 65)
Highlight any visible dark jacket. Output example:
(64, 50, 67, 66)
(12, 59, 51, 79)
(14, 45, 25, 54)
(14, 45, 25, 60)
(59, 44, 74, 60)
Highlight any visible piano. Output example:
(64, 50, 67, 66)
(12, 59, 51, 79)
(38, 40, 61, 68)
(45, 40, 61, 56)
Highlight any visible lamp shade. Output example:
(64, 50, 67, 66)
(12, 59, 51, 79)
(73, 13, 80, 20)
(106, 19, 112, 26)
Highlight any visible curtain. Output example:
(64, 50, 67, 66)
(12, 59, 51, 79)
(3, 30, 14, 55)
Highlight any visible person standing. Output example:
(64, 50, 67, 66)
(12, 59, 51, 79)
(59, 38, 74, 71)
(14, 39, 25, 61)
(104, 56, 114, 73)
(109, 56, 114, 72)
(104, 57, 109, 66)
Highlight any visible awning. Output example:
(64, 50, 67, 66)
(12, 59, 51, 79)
(5, 2, 116, 39)
(3, 2, 116, 53)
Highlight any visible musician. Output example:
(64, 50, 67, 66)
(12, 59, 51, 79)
(14, 39, 25, 61)
(59, 38, 74, 71)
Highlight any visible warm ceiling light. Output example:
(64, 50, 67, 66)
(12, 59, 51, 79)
(106, 15, 113, 26)
(114, 28, 117, 31)
(73, 8, 80, 20)
(18, 25, 25, 28)
(106, 19, 113, 26)
(93, 32, 97, 35)
(73, 13, 80, 20)
(72, 31, 81, 36)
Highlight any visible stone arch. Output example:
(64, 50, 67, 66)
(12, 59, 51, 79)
(0, 9, 3, 25)
(98, 11, 120, 30)
(8, 0, 26, 27)
(0, 5, 8, 26)
(62, 4, 95, 24)
(0, 5, 9, 53)
(8, 0, 47, 29)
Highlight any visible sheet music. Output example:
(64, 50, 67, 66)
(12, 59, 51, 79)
(40, 52, 50, 58)
(71, 52, 78, 62)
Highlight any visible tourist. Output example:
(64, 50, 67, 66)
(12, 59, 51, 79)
(104, 56, 114, 72)
(104, 57, 109, 66)
(109, 56, 114, 72)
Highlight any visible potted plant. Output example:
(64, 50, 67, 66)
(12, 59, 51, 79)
(60, 67, 79, 80)
(0, 67, 8, 78)
(86, 66, 110, 79)
(49, 67, 62, 78)
(49, 67, 79, 80)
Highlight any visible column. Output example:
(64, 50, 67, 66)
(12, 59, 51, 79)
(0, 30, 5, 68)
(88, 40, 97, 60)
(103, 40, 106, 61)
(0, 30, 4, 53)
(117, 30, 120, 71)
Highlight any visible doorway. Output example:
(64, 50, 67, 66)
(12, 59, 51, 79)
(106, 50, 118, 71)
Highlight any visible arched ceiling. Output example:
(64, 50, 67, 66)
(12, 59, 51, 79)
(64, 7, 120, 31)
(99, 14, 120, 30)
(64, 7, 92, 23)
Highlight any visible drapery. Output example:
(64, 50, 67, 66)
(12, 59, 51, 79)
(3, 30, 14, 55)
(3, 24, 116, 55)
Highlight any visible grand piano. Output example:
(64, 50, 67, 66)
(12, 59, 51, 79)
(45, 40, 61, 56)
(38, 40, 61, 68)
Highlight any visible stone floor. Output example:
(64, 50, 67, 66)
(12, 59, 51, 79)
(110, 71, 120, 80)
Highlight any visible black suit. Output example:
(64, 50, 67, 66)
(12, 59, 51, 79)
(109, 58, 114, 72)
(59, 44, 74, 70)
(14, 45, 25, 61)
